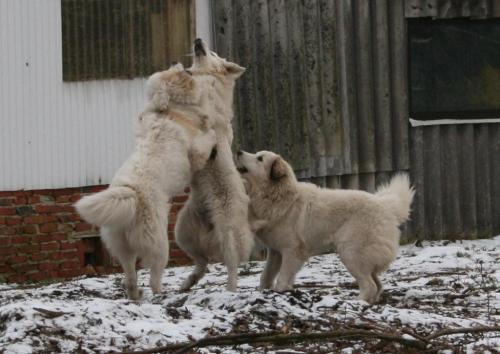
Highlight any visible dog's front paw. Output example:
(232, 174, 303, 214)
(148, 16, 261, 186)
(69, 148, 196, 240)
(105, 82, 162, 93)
(179, 278, 194, 292)
(127, 287, 143, 301)
(151, 284, 162, 295)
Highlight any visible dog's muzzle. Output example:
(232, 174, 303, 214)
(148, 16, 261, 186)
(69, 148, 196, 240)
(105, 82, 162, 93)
(237, 166, 248, 174)
(194, 38, 206, 57)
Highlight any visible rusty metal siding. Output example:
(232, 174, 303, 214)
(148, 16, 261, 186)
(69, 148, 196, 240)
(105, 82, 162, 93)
(61, 0, 195, 82)
(212, 0, 500, 240)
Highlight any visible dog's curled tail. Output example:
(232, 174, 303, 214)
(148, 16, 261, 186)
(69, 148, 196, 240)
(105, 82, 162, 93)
(74, 186, 137, 227)
(375, 174, 415, 224)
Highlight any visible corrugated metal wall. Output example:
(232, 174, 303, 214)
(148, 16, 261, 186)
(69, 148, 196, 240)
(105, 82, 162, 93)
(0, 0, 210, 191)
(212, 0, 500, 240)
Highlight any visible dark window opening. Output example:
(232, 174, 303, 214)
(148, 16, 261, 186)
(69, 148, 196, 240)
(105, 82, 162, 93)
(61, 0, 195, 82)
(408, 18, 500, 120)
(83, 237, 106, 267)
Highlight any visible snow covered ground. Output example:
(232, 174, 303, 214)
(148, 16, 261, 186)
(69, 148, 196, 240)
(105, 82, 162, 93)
(0, 237, 498, 353)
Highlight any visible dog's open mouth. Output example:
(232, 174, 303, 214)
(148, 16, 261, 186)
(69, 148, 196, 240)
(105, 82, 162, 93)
(194, 38, 206, 57)
(237, 166, 248, 174)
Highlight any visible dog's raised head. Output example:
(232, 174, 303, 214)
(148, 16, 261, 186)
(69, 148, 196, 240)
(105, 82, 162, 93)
(236, 150, 296, 190)
(189, 38, 245, 84)
(146, 62, 205, 111)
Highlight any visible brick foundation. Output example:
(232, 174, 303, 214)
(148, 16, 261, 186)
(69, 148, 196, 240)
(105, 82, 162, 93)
(0, 186, 191, 283)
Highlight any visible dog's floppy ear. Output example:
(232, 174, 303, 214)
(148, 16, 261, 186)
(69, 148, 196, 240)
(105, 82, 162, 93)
(149, 87, 170, 111)
(270, 156, 287, 181)
(223, 61, 246, 78)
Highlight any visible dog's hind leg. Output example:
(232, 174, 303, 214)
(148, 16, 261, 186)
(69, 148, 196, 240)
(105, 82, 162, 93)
(273, 251, 306, 292)
(180, 255, 208, 291)
(101, 227, 142, 300)
(119, 254, 142, 300)
(220, 227, 239, 292)
(260, 249, 282, 290)
(342, 259, 378, 303)
(150, 254, 168, 294)
(372, 272, 383, 301)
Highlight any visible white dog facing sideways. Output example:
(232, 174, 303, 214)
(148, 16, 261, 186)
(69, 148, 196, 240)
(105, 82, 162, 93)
(236, 150, 415, 304)
(174, 39, 255, 292)
(75, 63, 218, 300)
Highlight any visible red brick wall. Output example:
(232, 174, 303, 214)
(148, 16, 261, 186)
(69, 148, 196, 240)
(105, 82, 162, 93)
(0, 186, 191, 283)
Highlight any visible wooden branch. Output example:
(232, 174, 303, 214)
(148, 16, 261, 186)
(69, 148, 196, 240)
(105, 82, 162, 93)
(33, 307, 67, 319)
(425, 325, 500, 340)
(112, 325, 500, 354)
(113, 328, 427, 354)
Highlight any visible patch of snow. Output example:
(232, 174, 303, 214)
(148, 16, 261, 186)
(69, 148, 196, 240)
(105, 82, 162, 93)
(0, 236, 498, 353)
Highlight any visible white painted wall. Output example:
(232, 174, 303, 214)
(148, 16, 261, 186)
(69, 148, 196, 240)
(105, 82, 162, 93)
(0, 0, 211, 191)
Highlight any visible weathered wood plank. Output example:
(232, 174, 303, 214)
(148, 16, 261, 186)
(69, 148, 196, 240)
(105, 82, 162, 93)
(474, 125, 492, 236)
(441, 125, 461, 239)
(337, 0, 358, 174)
(302, 0, 327, 165)
(250, 0, 277, 154)
(457, 124, 477, 235)
(409, 127, 425, 239)
(319, 0, 342, 159)
(372, 0, 393, 172)
(285, 0, 310, 170)
(354, 0, 376, 173)
(390, 0, 410, 171)
(268, 0, 294, 161)
(489, 124, 500, 233)
(232, 0, 258, 152)
(424, 126, 443, 240)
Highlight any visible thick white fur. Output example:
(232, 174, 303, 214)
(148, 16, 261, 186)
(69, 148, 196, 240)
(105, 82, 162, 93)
(237, 150, 415, 303)
(174, 40, 255, 292)
(75, 64, 218, 300)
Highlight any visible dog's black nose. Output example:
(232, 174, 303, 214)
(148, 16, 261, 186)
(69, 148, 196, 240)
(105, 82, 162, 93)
(237, 150, 243, 156)
(194, 38, 206, 56)
(171, 61, 178, 65)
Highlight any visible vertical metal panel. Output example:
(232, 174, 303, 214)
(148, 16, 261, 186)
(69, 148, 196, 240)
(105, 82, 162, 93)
(409, 123, 499, 239)
(389, 0, 410, 171)
(372, 0, 393, 172)
(457, 124, 477, 235)
(474, 125, 493, 233)
(441, 125, 461, 238)
(0, 0, 208, 191)
(490, 125, 500, 232)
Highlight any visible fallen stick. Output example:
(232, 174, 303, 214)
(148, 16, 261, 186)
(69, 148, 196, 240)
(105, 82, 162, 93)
(33, 307, 67, 319)
(112, 324, 500, 354)
(113, 328, 427, 354)
(425, 325, 500, 340)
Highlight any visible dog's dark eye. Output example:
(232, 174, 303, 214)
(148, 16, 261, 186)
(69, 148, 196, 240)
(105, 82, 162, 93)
(257, 156, 263, 162)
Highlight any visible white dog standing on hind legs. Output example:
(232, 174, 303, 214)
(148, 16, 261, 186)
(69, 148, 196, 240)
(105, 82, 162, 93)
(236, 150, 415, 304)
(174, 38, 255, 292)
(75, 63, 219, 300)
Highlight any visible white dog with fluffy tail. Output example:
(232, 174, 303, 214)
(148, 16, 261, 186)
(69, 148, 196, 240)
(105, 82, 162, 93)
(75, 64, 217, 300)
(237, 150, 415, 304)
